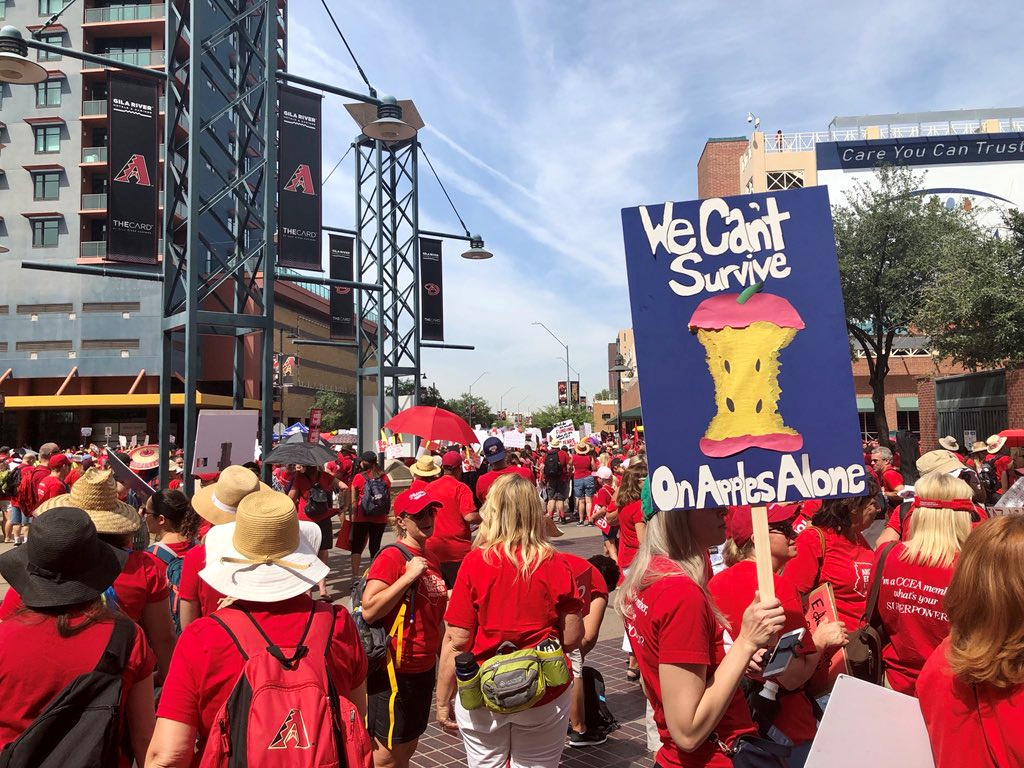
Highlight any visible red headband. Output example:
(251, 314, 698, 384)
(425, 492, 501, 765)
(911, 497, 977, 513)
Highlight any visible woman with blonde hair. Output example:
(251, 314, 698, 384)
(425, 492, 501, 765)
(917, 515, 1024, 765)
(436, 473, 584, 768)
(615, 461, 647, 682)
(622, 505, 786, 768)
(873, 471, 974, 695)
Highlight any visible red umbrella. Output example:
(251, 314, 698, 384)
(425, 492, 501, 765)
(384, 406, 479, 445)
(998, 429, 1024, 448)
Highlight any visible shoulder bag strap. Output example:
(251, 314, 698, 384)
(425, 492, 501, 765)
(863, 541, 898, 627)
(973, 684, 1004, 768)
(94, 617, 137, 676)
(810, 525, 826, 586)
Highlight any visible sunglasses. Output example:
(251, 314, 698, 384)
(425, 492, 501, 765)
(403, 507, 436, 523)
(768, 521, 796, 539)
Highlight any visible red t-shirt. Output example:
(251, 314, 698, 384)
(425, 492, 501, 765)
(35, 475, 68, 506)
(326, 457, 353, 486)
(474, 465, 535, 502)
(157, 597, 367, 754)
(557, 450, 571, 483)
(65, 467, 82, 487)
(0, 549, 168, 624)
(423, 474, 477, 564)
(445, 548, 583, 706)
(350, 471, 391, 523)
(784, 526, 874, 628)
(562, 553, 609, 617)
(0, 614, 154, 754)
(571, 453, 594, 480)
(291, 470, 335, 521)
(875, 543, 955, 695)
(881, 468, 904, 492)
(178, 544, 227, 618)
(618, 500, 644, 571)
(625, 559, 756, 767)
(366, 542, 448, 674)
(917, 637, 1024, 767)
(987, 454, 1013, 491)
(709, 561, 817, 745)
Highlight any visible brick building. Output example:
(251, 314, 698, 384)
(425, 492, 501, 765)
(696, 137, 747, 200)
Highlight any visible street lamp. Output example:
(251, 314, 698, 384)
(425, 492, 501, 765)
(532, 322, 571, 405)
(0, 27, 47, 83)
(468, 371, 488, 423)
(609, 353, 630, 443)
(557, 356, 585, 404)
(500, 385, 517, 415)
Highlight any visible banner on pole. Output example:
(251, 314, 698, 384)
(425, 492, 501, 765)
(329, 235, 356, 340)
(621, 186, 865, 511)
(308, 408, 323, 444)
(570, 380, 580, 405)
(557, 381, 567, 405)
(107, 75, 159, 264)
(420, 237, 444, 341)
(277, 86, 323, 271)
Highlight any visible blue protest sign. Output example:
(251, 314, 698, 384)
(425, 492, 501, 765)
(621, 186, 866, 511)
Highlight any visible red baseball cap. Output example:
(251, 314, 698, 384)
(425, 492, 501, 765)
(441, 451, 462, 469)
(727, 505, 797, 548)
(48, 454, 70, 470)
(393, 489, 440, 517)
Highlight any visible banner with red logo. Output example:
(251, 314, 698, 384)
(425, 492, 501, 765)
(308, 408, 323, 444)
(420, 237, 444, 341)
(107, 75, 159, 264)
(329, 234, 356, 340)
(277, 86, 322, 271)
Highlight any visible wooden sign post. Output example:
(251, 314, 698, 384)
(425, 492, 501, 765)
(750, 505, 776, 602)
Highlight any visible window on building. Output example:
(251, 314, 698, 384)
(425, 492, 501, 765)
(896, 410, 920, 435)
(37, 33, 64, 62)
(31, 219, 60, 248)
(0, 1, 7, 21)
(38, 0, 71, 14)
(859, 411, 877, 440)
(34, 125, 61, 153)
(35, 78, 62, 107)
(32, 171, 61, 201)
(765, 171, 804, 191)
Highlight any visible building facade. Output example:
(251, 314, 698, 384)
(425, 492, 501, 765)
(0, 1, 356, 447)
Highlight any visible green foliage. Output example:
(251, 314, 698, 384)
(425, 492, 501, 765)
(916, 211, 1024, 370)
(834, 165, 983, 438)
(312, 390, 356, 429)
(384, 380, 446, 407)
(444, 393, 496, 427)
(593, 388, 615, 401)
(529, 404, 592, 432)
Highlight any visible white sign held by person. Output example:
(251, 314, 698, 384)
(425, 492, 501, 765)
(503, 431, 526, 449)
(193, 410, 259, 472)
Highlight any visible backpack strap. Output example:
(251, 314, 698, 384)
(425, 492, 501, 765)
(808, 525, 826, 586)
(212, 602, 317, 669)
(897, 501, 913, 539)
(95, 617, 137, 676)
(146, 542, 178, 566)
(862, 541, 898, 628)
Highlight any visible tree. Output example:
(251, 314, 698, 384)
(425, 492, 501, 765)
(529, 403, 592, 432)
(445, 393, 496, 427)
(834, 165, 978, 441)
(593, 388, 614, 401)
(383, 380, 446, 407)
(312, 390, 356, 429)
(916, 211, 1024, 370)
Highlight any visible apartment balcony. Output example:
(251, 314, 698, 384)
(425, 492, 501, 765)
(81, 145, 167, 165)
(81, 193, 107, 212)
(81, 96, 166, 120)
(80, 239, 164, 259)
(83, 3, 166, 25)
(81, 49, 166, 74)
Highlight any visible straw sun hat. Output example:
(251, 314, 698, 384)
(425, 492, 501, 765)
(35, 468, 141, 535)
(409, 454, 441, 478)
(192, 464, 269, 526)
(199, 488, 328, 602)
(128, 444, 161, 472)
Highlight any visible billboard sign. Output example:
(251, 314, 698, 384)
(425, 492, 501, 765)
(621, 186, 865, 511)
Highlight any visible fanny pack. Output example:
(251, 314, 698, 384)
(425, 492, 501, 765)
(476, 641, 570, 714)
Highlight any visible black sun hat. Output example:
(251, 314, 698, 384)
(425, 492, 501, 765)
(0, 507, 126, 610)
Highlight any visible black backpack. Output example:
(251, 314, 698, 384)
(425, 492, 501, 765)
(350, 543, 415, 673)
(305, 484, 332, 522)
(0, 618, 135, 768)
(582, 666, 619, 737)
(979, 460, 1001, 501)
(543, 450, 561, 481)
(360, 472, 391, 518)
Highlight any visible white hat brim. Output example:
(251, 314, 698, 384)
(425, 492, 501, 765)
(199, 520, 330, 602)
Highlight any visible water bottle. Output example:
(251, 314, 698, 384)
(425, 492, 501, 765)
(536, 638, 570, 687)
(455, 652, 485, 710)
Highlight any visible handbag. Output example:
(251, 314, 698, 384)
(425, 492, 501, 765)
(844, 541, 897, 685)
(335, 517, 352, 552)
(710, 733, 790, 767)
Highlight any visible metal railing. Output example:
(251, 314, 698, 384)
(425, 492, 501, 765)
(81, 97, 166, 116)
(763, 119, 1024, 153)
(89, 49, 166, 67)
(81, 193, 107, 210)
(84, 3, 165, 23)
(81, 239, 163, 258)
(81, 146, 107, 163)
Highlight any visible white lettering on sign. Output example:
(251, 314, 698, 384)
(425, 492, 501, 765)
(638, 197, 793, 297)
(651, 454, 866, 509)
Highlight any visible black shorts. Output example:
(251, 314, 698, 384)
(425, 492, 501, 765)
(366, 666, 436, 745)
(350, 521, 386, 556)
(313, 516, 333, 551)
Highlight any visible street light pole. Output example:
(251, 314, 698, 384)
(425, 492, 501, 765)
(468, 371, 488, 424)
(532, 322, 571, 405)
(609, 353, 630, 445)
(500, 385, 517, 415)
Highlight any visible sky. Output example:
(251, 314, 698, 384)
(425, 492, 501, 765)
(287, 0, 1024, 415)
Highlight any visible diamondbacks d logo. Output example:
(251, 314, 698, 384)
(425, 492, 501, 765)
(113, 154, 152, 186)
(268, 708, 311, 750)
(284, 163, 316, 195)
(424, 283, 441, 296)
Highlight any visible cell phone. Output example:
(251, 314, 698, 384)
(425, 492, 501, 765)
(761, 628, 806, 679)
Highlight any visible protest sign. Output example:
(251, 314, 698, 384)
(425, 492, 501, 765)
(805, 675, 933, 767)
(385, 443, 409, 460)
(106, 450, 154, 502)
(550, 420, 576, 444)
(621, 186, 865, 512)
(805, 583, 847, 687)
(503, 430, 526, 449)
(193, 410, 259, 472)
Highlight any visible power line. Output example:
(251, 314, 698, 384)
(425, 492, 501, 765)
(421, 146, 470, 237)
(323, 144, 353, 185)
(319, 0, 377, 98)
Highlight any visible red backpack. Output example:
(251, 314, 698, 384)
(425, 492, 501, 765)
(200, 603, 372, 768)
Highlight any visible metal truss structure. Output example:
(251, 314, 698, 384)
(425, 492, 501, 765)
(353, 137, 421, 443)
(158, 0, 279, 488)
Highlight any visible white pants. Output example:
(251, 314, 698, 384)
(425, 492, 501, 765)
(455, 686, 572, 768)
